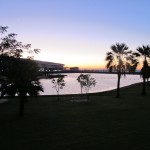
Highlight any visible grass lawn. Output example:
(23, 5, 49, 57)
(0, 83, 150, 150)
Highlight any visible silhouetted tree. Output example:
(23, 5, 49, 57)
(0, 26, 8, 34)
(0, 26, 40, 58)
(0, 56, 43, 116)
(105, 43, 138, 98)
(77, 74, 96, 99)
(0, 26, 43, 117)
(140, 61, 150, 85)
(51, 77, 65, 101)
(77, 74, 85, 94)
(133, 45, 150, 95)
(0, 26, 8, 76)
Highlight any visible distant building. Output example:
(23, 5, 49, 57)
(64, 67, 70, 70)
(70, 67, 79, 71)
(35, 60, 64, 72)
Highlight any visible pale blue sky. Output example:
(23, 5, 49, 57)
(1, 0, 150, 69)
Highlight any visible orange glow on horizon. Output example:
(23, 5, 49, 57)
(66, 63, 106, 70)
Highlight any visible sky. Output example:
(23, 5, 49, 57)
(1, 0, 150, 69)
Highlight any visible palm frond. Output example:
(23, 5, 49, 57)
(126, 50, 132, 54)
(116, 43, 128, 53)
(106, 60, 113, 68)
(106, 52, 113, 56)
(111, 45, 118, 53)
(105, 55, 113, 61)
(137, 47, 144, 55)
(108, 66, 113, 72)
(132, 52, 141, 57)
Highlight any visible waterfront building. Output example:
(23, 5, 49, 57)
(35, 60, 64, 72)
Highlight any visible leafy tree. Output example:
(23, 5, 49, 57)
(0, 26, 43, 117)
(0, 56, 43, 116)
(51, 77, 65, 101)
(0, 26, 40, 58)
(77, 74, 96, 99)
(133, 45, 150, 95)
(105, 43, 138, 98)
(77, 74, 85, 94)
(0, 26, 8, 34)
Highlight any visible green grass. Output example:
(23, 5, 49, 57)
(0, 83, 150, 150)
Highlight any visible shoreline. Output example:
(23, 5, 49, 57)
(36, 81, 144, 97)
(0, 81, 144, 100)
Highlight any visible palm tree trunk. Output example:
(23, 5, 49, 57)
(116, 72, 121, 98)
(142, 77, 146, 95)
(142, 59, 147, 95)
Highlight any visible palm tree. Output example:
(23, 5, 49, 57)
(105, 43, 137, 98)
(133, 45, 150, 95)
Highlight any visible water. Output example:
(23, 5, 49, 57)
(39, 73, 143, 95)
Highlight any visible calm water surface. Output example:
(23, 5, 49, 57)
(40, 73, 142, 95)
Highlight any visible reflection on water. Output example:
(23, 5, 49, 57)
(39, 73, 142, 95)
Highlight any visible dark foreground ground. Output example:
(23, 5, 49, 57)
(0, 83, 150, 150)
